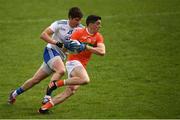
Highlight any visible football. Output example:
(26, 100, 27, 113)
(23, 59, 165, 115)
(67, 40, 81, 54)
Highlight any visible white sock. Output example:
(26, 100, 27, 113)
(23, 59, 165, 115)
(63, 80, 66, 85)
(44, 95, 51, 99)
(12, 90, 18, 98)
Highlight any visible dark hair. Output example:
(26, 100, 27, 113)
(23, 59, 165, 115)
(86, 15, 101, 26)
(68, 7, 83, 19)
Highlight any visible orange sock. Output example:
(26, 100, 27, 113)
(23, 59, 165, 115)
(41, 101, 54, 110)
(56, 80, 64, 87)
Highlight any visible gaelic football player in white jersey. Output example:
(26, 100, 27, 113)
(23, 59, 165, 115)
(8, 7, 84, 104)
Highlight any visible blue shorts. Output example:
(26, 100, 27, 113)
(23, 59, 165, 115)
(43, 47, 60, 64)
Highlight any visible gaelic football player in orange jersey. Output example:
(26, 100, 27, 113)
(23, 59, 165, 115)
(39, 15, 106, 114)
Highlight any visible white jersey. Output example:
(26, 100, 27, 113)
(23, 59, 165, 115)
(46, 20, 83, 58)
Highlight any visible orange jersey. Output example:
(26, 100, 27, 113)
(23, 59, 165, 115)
(68, 28, 104, 67)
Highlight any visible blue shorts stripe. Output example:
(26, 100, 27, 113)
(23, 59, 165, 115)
(43, 47, 60, 63)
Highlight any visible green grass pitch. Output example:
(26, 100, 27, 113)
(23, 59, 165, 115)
(0, 0, 180, 119)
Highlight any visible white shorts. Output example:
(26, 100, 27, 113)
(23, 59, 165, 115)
(66, 60, 83, 78)
(40, 56, 62, 75)
(40, 62, 53, 75)
(41, 47, 66, 75)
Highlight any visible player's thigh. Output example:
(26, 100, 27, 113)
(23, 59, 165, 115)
(66, 60, 88, 78)
(33, 63, 50, 81)
(71, 65, 89, 81)
(48, 56, 65, 73)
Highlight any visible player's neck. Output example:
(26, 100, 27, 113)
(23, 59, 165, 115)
(87, 27, 96, 35)
(69, 20, 76, 28)
(69, 22, 75, 28)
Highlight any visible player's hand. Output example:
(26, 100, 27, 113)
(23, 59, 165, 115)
(56, 41, 63, 48)
(63, 40, 80, 51)
(63, 40, 72, 49)
(77, 42, 86, 53)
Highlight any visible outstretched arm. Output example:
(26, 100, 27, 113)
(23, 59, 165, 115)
(86, 43, 105, 56)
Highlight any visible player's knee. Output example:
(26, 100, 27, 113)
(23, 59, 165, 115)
(56, 68, 66, 76)
(82, 77, 90, 85)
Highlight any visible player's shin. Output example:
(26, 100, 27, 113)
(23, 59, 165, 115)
(46, 81, 57, 96)
(46, 80, 65, 96)
(13, 87, 24, 98)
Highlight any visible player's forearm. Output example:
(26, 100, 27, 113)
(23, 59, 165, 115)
(40, 32, 57, 45)
(86, 45, 105, 56)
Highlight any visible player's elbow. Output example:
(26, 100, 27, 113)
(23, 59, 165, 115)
(100, 51, 105, 56)
(40, 32, 45, 40)
(98, 47, 106, 56)
(99, 50, 105, 56)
